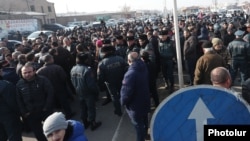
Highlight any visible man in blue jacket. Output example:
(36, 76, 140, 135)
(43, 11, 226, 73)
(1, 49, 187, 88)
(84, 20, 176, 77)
(120, 52, 151, 141)
(43, 112, 88, 141)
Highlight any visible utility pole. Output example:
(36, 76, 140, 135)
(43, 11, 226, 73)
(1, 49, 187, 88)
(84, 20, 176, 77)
(25, 0, 30, 11)
(235, 0, 239, 6)
(163, 0, 167, 19)
(213, 0, 218, 12)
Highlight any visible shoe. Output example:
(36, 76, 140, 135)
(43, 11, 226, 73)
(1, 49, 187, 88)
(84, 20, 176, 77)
(114, 110, 122, 117)
(90, 121, 102, 131)
(145, 134, 151, 140)
(102, 98, 112, 106)
(165, 85, 169, 90)
(83, 120, 90, 129)
(164, 82, 169, 90)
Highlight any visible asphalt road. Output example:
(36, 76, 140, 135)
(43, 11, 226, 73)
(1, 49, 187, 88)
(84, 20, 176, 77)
(22, 72, 242, 141)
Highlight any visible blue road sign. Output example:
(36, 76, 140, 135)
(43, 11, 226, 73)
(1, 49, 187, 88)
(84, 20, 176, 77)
(150, 85, 250, 141)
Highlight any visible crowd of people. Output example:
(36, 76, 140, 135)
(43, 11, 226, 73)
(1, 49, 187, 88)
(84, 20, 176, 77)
(0, 13, 250, 141)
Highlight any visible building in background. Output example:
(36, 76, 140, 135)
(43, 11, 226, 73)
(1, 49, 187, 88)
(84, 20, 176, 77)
(0, 0, 56, 24)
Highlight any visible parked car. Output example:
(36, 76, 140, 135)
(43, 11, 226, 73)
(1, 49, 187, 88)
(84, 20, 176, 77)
(117, 18, 126, 25)
(42, 23, 67, 32)
(27, 30, 53, 41)
(92, 21, 102, 28)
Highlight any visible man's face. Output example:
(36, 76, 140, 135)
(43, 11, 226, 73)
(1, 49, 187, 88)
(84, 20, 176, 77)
(47, 129, 66, 141)
(213, 43, 223, 50)
(183, 31, 190, 38)
(159, 35, 168, 41)
(127, 39, 134, 47)
(139, 39, 144, 46)
(21, 66, 35, 81)
(247, 25, 250, 32)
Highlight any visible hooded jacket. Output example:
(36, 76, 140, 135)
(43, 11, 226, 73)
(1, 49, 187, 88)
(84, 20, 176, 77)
(67, 120, 88, 141)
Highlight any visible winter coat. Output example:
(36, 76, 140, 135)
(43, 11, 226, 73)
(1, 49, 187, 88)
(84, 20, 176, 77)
(120, 59, 151, 119)
(67, 120, 88, 141)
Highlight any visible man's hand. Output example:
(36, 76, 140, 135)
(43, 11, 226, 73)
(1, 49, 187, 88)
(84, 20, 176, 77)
(24, 112, 30, 118)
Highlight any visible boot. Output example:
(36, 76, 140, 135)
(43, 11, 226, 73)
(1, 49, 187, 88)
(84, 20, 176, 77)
(114, 110, 122, 117)
(90, 121, 102, 131)
(102, 98, 112, 106)
(165, 81, 169, 90)
(83, 119, 90, 129)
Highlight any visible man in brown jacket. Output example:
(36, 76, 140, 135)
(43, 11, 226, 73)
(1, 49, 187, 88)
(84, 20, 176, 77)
(194, 41, 226, 85)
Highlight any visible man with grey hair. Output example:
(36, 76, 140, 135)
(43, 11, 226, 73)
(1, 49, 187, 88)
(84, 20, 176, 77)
(120, 51, 151, 141)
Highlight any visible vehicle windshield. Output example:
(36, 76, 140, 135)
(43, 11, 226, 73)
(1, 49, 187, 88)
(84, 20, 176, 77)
(27, 32, 40, 38)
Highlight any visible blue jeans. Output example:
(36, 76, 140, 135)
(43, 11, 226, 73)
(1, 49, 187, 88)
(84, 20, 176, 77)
(130, 115, 148, 141)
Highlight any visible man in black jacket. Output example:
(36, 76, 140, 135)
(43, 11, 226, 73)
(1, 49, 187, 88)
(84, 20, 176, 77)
(37, 54, 74, 119)
(16, 62, 54, 141)
(97, 45, 127, 116)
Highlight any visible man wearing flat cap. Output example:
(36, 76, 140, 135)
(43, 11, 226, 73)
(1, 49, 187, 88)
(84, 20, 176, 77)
(138, 34, 155, 63)
(228, 29, 250, 85)
(212, 38, 231, 66)
(158, 30, 176, 91)
(125, 30, 140, 63)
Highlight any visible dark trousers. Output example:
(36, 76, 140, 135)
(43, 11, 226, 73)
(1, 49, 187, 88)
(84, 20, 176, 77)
(105, 83, 122, 114)
(231, 60, 248, 85)
(25, 110, 51, 141)
(0, 115, 22, 141)
(149, 80, 160, 107)
(56, 91, 73, 119)
(161, 59, 174, 86)
(130, 115, 149, 141)
(185, 58, 197, 85)
(80, 95, 96, 122)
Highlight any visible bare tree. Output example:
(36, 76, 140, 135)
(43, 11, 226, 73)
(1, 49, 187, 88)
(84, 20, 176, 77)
(121, 4, 130, 18)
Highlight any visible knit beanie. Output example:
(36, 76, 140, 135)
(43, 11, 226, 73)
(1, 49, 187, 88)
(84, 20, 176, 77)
(43, 112, 68, 137)
(211, 38, 222, 47)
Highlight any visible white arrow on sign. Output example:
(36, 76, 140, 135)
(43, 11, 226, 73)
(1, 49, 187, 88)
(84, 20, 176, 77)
(188, 98, 214, 141)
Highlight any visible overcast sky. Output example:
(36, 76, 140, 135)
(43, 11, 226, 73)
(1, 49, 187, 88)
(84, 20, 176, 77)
(47, 0, 242, 13)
